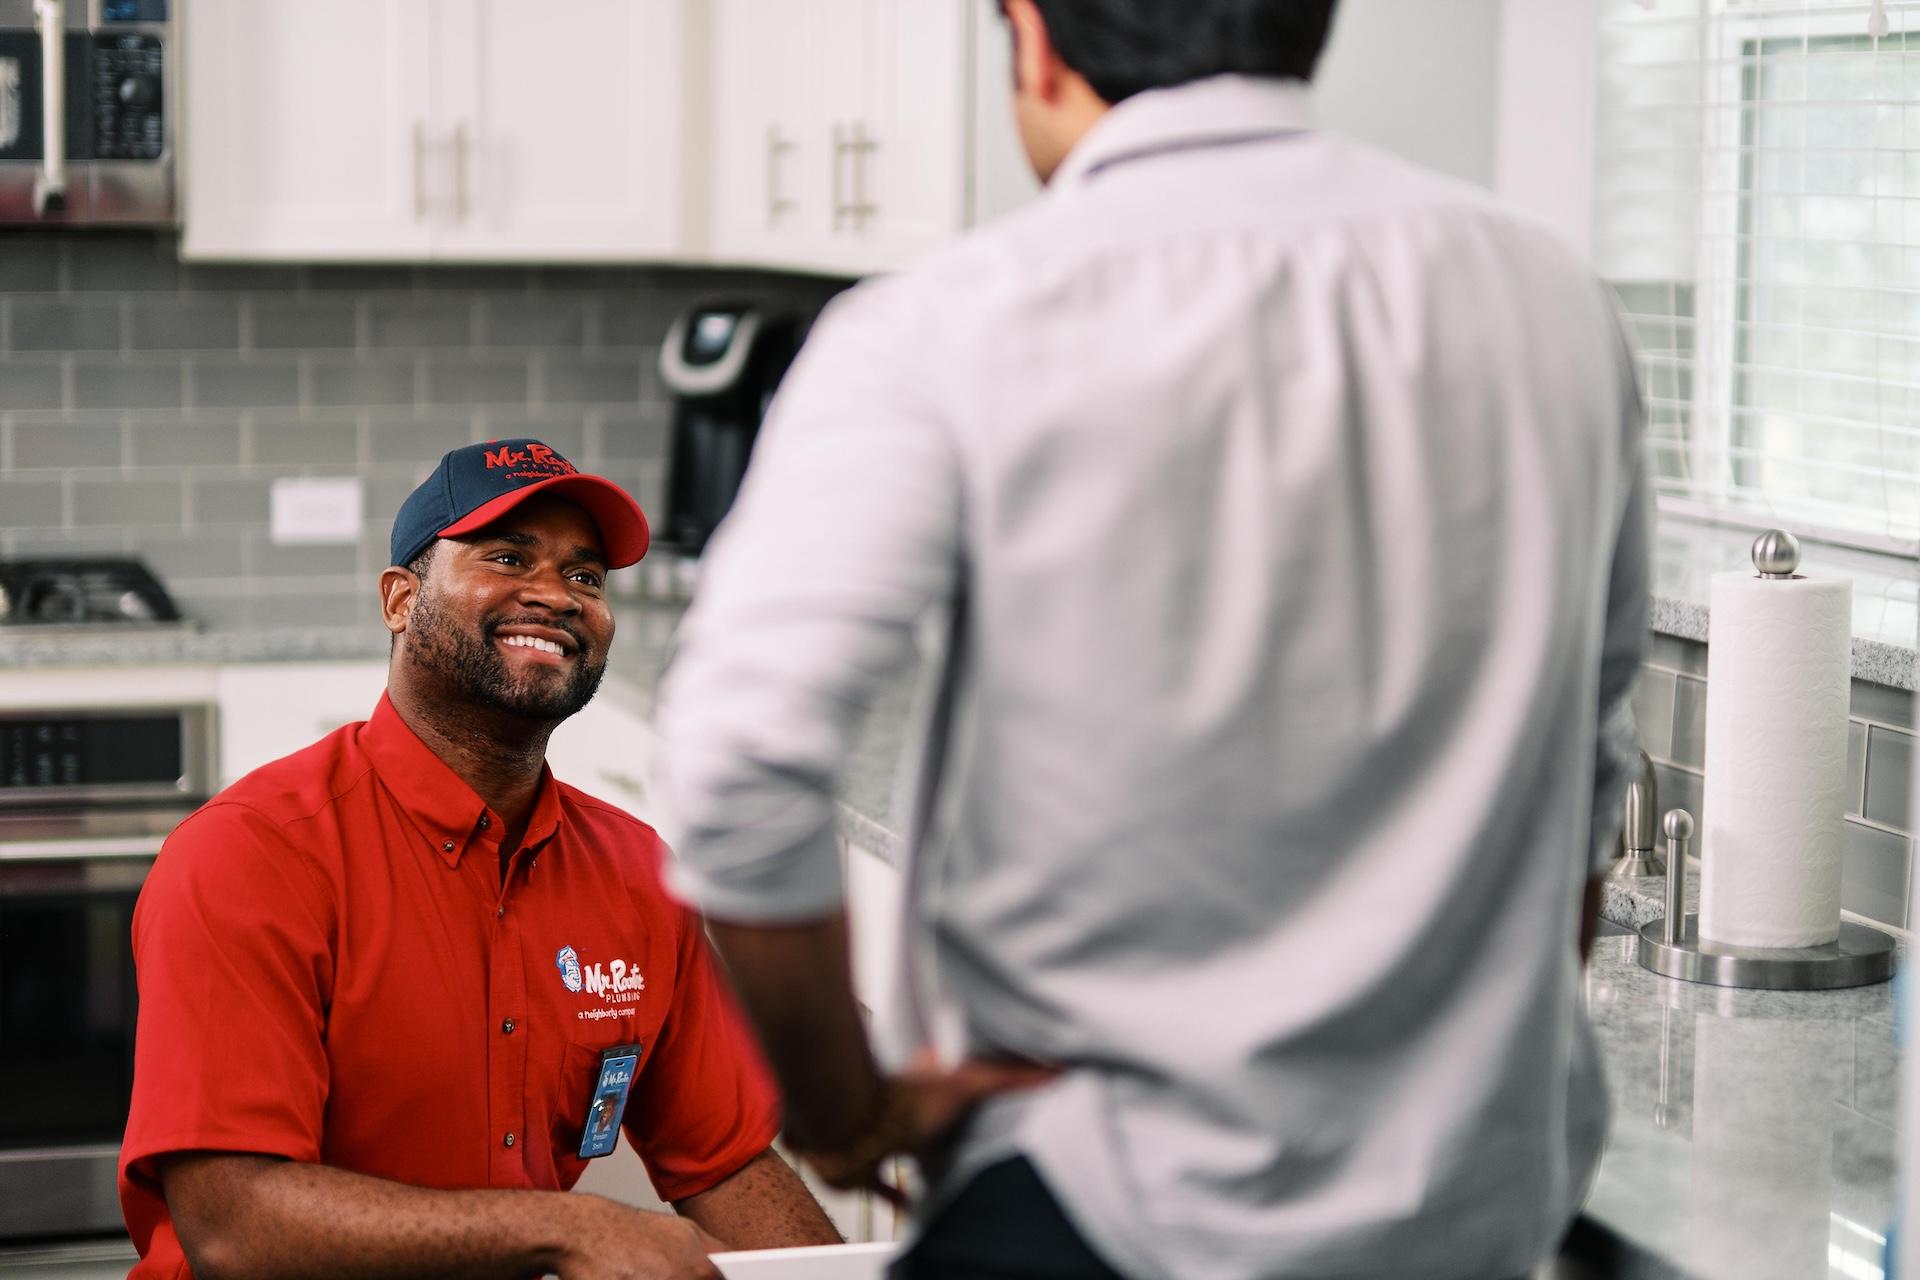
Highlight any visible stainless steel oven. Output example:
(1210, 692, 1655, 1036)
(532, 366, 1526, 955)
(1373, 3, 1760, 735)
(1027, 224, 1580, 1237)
(0, 702, 214, 1245)
(0, 0, 172, 224)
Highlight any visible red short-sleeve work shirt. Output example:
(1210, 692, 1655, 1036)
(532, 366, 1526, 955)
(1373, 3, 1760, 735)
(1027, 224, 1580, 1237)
(119, 693, 781, 1279)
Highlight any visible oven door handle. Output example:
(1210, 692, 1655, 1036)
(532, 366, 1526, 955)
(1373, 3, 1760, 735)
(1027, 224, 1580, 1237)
(32, 0, 65, 215)
(0, 836, 162, 862)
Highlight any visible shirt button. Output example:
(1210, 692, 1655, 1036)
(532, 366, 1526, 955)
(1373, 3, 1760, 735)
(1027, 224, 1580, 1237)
(502, 1018, 516, 1035)
(503, 1132, 516, 1148)
(495, 905, 505, 919)
(441, 840, 456, 853)
(479, 815, 491, 829)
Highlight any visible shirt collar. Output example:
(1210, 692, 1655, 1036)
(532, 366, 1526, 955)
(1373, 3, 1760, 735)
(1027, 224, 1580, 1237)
(360, 692, 564, 869)
(1051, 74, 1316, 188)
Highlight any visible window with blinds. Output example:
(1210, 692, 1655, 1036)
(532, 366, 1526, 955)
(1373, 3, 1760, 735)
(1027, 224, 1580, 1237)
(1595, 0, 1920, 555)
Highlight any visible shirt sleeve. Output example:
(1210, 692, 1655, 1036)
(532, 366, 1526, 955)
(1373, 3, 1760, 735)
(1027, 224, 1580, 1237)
(655, 278, 964, 922)
(1589, 320, 1653, 877)
(119, 802, 336, 1203)
(622, 903, 782, 1203)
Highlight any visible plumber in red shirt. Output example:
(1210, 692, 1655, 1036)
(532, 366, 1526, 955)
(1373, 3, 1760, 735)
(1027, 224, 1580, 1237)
(119, 440, 841, 1280)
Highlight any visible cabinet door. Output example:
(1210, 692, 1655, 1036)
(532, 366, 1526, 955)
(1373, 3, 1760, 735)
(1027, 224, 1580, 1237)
(430, 0, 687, 261)
(708, 0, 862, 272)
(181, 0, 433, 261)
(835, 0, 970, 273)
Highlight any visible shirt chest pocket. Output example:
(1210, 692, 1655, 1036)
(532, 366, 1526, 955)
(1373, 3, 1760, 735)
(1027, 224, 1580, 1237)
(549, 1035, 649, 1186)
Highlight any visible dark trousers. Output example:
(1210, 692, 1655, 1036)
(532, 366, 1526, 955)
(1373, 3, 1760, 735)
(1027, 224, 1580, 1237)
(892, 1155, 1542, 1280)
(892, 1156, 1128, 1280)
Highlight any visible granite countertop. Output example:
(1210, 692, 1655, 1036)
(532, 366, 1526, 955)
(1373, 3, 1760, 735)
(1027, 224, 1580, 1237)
(1580, 931, 1898, 1280)
(3, 606, 1906, 1279)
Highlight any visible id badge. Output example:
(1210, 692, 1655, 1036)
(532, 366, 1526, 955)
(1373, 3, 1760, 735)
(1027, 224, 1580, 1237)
(578, 1043, 643, 1160)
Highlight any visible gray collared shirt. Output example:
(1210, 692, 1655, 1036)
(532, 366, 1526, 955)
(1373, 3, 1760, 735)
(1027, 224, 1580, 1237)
(659, 75, 1647, 1280)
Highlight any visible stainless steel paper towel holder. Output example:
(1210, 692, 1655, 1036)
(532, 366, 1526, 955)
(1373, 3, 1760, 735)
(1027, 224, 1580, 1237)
(1634, 531, 1896, 990)
(1637, 808, 1897, 991)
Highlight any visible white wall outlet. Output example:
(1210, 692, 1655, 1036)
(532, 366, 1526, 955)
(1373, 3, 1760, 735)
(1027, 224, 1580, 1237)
(269, 476, 364, 546)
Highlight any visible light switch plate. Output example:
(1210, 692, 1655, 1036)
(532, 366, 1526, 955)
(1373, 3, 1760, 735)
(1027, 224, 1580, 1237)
(269, 476, 364, 546)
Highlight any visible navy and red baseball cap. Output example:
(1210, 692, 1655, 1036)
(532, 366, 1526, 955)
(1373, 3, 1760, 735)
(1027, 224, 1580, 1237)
(390, 439, 650, 570)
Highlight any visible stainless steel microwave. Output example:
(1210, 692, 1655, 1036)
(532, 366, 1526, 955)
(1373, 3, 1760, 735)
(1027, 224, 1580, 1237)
(0, 0, 172, 224)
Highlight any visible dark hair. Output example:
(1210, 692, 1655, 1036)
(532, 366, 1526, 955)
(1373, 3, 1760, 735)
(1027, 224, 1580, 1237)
(407, 543, 436, 580)
(1026, 0, 1340, 103)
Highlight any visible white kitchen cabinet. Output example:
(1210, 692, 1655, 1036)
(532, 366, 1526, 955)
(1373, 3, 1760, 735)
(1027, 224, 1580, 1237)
(429, 0, 687, 260)
(183, 0, 688, 262)
(181, 0, 434, 260)
(706, 0, 980, 277)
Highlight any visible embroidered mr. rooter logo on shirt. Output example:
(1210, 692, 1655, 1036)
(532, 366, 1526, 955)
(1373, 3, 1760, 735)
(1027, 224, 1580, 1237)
(556, 944, 646, 1019)
(484, 442, 579, 484)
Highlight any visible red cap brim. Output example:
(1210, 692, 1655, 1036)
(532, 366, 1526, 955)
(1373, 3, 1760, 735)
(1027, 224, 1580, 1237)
(436, 474, 651, 569)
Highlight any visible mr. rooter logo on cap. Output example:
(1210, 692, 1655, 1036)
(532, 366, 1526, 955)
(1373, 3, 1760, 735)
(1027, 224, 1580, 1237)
(483, 441, 579, 485)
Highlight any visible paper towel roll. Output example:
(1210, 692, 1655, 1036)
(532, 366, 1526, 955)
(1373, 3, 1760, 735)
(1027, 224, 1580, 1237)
(1698, 570, 1852, 948)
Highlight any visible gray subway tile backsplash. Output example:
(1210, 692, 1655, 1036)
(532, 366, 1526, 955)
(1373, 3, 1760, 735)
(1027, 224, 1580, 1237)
(595, 408, 669, 462)
(0, 477, 65, 527)
(189, 474, 274, 525)
(0, 360, 68, 410)
(129, 415, 243, 468)
(1841, 821, 1911, 928)
(309, 355, 416, 408)
(249, 415, 361, 467)
(481, 297, 591, 348)
(424, 355, 532, 407)
(1631, 666, 1675, 759)
(543, 353, 643, 406)
(63, 233, 181, 292)
(1853, 680, 1916, 730)
(70, 360, 183, 411)
(1669, 673, 1708, 768)
(190, 357, 302, 409)
(12, 297, 124, 351)
(250, 298, 361, 350)
(1863, 727, 1915, 831)
(367, 413, 480, 465)
(129, 298, 242, 351)
(365, 297, 473, 349)
(71, 476, 182, 526)
(11, 412, 124, 469)
(1848, 721, 1868, 817)
(245, 533, 360, 578)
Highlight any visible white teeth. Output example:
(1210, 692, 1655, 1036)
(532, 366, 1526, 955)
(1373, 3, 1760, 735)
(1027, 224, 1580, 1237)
(502, 634, 565, 656)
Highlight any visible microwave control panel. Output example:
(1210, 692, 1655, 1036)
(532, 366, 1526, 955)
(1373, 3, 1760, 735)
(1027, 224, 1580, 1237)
(90, 34, 163, 160)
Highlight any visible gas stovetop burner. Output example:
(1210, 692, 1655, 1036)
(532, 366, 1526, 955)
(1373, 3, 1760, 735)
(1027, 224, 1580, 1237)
(0, 558, 184, 628)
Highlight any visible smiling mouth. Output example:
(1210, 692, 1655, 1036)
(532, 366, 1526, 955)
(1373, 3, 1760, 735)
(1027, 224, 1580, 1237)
(497, 633, 573, 659)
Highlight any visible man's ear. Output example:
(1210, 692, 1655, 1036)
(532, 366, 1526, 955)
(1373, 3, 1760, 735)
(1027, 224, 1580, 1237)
(1005, 0, 1061, 103)
(379, 565, 419, 638)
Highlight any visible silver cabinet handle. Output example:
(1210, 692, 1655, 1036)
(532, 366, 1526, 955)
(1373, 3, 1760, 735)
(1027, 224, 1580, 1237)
(413, 120, 428, 219)
(452, 122, 470, 222)
(847, 118, 878, 230)
(766, 124, 795, 226)
(32, 0, 65, 215)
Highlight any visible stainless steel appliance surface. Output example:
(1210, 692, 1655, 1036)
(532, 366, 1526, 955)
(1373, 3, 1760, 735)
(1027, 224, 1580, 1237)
(0, 0, 171, 224)
(0, 698, 214, 1245)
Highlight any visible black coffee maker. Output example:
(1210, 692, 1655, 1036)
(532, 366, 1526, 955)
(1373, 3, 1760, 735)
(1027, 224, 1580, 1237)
(657, 304, 801, 556)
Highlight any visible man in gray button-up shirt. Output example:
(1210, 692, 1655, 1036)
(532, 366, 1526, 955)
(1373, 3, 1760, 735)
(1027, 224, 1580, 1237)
(657, 3, 1648, 1278)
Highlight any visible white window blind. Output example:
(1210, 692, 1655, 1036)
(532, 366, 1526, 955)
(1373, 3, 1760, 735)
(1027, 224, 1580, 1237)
(1595, 0, 1920, 555)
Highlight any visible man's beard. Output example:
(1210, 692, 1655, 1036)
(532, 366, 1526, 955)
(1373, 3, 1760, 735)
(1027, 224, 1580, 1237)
(405, 592, 606, 723)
